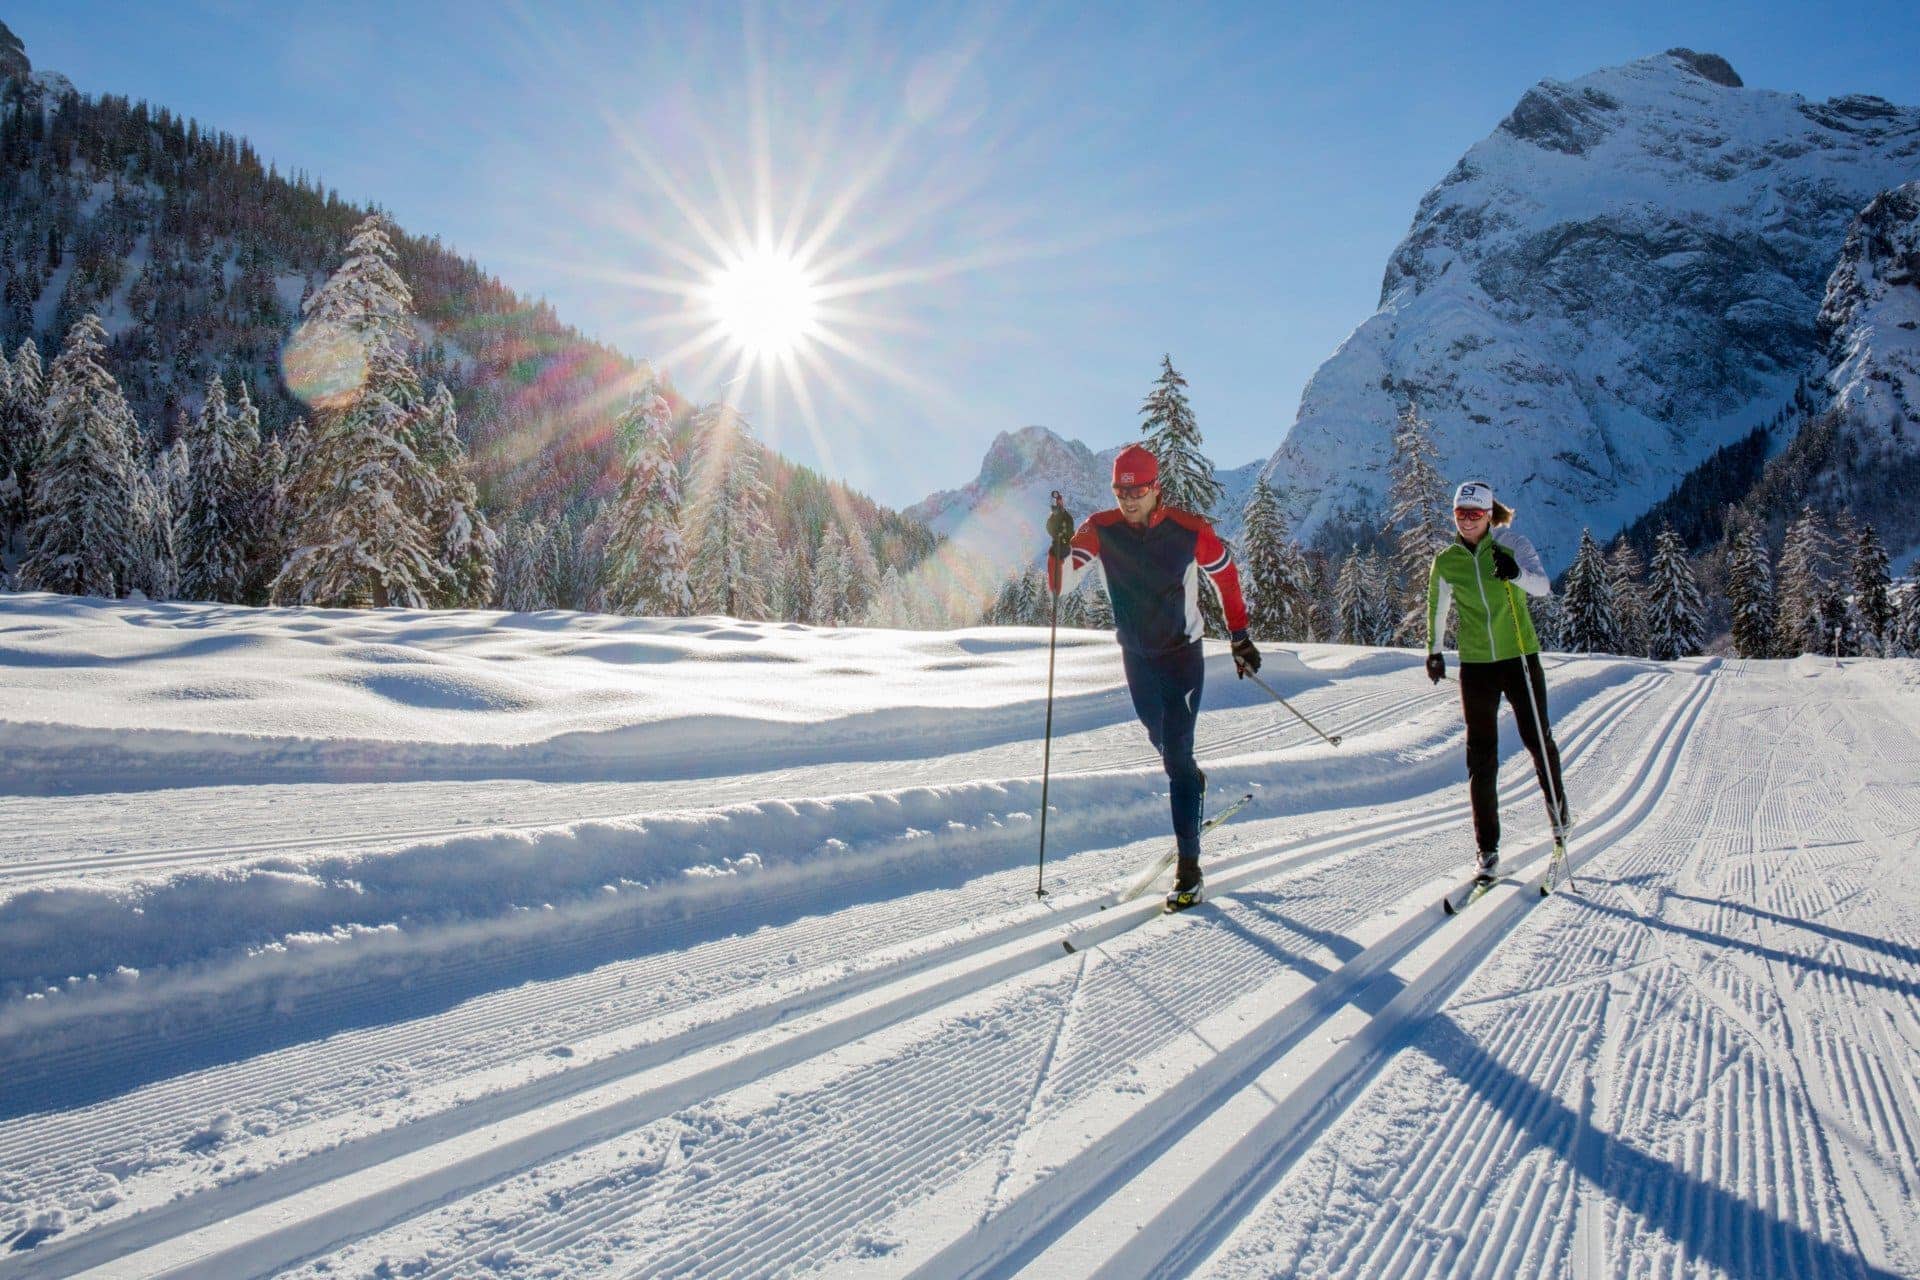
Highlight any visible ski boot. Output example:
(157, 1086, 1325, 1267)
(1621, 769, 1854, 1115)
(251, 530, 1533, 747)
(1475, 848, 1500, 884)
(1165, 858, 1204, 913)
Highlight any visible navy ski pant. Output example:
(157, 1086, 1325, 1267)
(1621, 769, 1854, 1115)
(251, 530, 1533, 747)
(1459, 654, 1568, 853)
(1121, 640, 1206, 859)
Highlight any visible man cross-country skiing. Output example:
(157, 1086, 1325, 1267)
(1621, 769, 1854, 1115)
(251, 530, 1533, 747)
(1424, 480, 1570, 883)
(1046, 443, 1260, 912)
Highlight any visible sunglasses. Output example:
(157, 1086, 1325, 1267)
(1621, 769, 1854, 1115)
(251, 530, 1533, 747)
(1114, 484, 1155, 500)
(1454, 507, 1489, 519)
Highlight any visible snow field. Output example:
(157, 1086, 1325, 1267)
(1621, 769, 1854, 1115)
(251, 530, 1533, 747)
(3, 597, 1915, 1278)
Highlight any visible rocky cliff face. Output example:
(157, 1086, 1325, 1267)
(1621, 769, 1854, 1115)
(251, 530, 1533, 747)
(1266, 49, 1920, 570)
(1820, 180, 1920, 451)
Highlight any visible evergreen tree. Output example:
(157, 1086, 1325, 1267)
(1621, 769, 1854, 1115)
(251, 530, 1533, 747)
(809, 523, 853, 626)
(1386, 401, 1450, 643)
(416, 381, 496, 608)
(1242, 474, 1311, 642)
(842, 522, 881, 622)
(869, 565, 910, 628)
(1560, 529, 1620, 654)
(1817, 585, 1859, 657)
(1726, 516, 1775, 659)
(1891, 583, 1920, 659)
(1138, 355, 1222, 519)
(1645, 525, 1705, 661)
(494, 517, 553, 612)
(686, 403, 772, 619)
(0, 339, 46, 548)
(1851, 525, 1893, 652)
(19, 315, 142, 597)
(1606, 537, 1649, 657)
(128, 461, 178, 600)
(1336, 549, 1370, 645)
(178, 373, 254, 600)
(1774, 505, 1829, 656)
(597, 384, 691, 617)
(1074, 564, 1113, 630)
(273, 216, 441, 608)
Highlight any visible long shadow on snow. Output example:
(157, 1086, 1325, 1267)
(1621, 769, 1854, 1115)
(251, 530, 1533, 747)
(1660, 890, 1920, 969)
(0, 845, 1027, 1119)
(1573, 892, 1920, 1001)
(1404, 1012, 1900, 1280)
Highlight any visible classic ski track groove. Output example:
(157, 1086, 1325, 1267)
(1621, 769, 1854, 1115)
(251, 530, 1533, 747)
(2, 674, 1669, 1280)
(897, 666, 1717, 1280)
(1187, 665, 1920, 1280)
(0, 677, 1652, 1243)
(0, 687, 1424, 883)
(0, 680, 1471, 1209)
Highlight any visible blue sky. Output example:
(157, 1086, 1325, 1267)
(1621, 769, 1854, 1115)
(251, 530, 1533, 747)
(10, 2, 1919, 509)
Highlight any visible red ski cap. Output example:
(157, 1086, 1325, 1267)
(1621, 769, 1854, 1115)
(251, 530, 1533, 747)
(1112, 444, 1159, 489)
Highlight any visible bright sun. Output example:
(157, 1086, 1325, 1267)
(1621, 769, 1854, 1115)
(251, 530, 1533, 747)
(704, 248, 820, 360)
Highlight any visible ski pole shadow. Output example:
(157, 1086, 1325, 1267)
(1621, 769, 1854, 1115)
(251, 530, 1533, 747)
(1418, 1011, 1901, 1280)
(1659, 890, 1920, 970)
(1570, 894, 1920, 1002)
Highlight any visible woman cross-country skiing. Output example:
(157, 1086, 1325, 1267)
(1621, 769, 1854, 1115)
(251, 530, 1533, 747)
(1424, 480, 1570, 882)
(1046, 443, 1260, 912)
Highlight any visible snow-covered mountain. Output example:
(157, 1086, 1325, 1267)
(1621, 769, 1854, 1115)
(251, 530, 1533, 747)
(1266, 49, 1920, 570)
(1820, 180, 1920, 454)
(907, 425, 1264, 576)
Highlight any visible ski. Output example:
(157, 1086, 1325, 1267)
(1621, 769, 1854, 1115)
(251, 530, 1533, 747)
(1111, 792, 1253, 906)
(1442, 875, 1502, 916)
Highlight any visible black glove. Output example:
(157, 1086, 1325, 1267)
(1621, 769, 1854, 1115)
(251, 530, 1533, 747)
(1425, 653, 1446, 684)
(1231, 631, 1261, 678)
(1045, 496, 1074, 562)
(1489, 544, 1520, 581)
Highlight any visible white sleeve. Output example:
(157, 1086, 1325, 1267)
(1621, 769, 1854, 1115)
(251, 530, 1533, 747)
(1505, 533, 1552, 597)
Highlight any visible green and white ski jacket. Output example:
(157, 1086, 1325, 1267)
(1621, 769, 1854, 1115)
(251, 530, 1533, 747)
(1426, 532, 1552, 664)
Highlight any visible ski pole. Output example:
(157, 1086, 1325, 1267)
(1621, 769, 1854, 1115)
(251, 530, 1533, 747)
(1035, 492, 1069, 900)
(1506, 578, 1571, 886)
(1243, 670, 1343, 747)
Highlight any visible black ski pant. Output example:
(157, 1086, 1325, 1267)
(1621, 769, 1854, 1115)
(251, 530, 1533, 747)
(1121, 640, 1206, 860)
(1459, 654, 1567, 854)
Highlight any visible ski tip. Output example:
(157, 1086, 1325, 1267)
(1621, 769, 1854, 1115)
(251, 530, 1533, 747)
(1062, 938, 1077, 955)
(1442, 897, 1458, 916)
(1539, 883, 1551, 898)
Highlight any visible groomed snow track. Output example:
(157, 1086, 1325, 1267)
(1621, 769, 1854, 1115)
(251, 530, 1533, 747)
(1, 661, 1680, 1279)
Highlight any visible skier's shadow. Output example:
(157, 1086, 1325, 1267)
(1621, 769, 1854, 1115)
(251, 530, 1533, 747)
(1412, 1011, 1902, 1280)
(1659, 889, 1920, 970)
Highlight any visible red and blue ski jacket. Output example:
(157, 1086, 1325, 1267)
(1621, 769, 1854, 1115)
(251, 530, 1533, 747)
(1048, 506, 1249, 656)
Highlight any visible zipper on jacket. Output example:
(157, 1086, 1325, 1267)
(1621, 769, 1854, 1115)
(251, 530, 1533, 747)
(1471, 544, 1497, 657)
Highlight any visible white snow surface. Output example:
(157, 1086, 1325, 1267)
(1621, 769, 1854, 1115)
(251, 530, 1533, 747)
(2, 594, 1917, 1278)
(1268, 51, 1920, 570)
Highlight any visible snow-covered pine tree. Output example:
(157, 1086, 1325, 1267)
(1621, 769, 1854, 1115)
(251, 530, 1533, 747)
(1646, 525, 1705, 660)
(178, 373, 254, 601)
(1242, 474, 1307, 642)
(1336, 548, 1369, 645)
(129, 460, 179, 600)
(1773, 505, 1829, 656)
(19, 315, 143, 598)
(1605, 537, 1649, 657)
(415, 381, 496, 608)
(686, 403, 772, 620)
(809, 523, 852, 626)
(273, 215, 442, 609)
(1075, 564, 1113, 630)
(1851, 524, 1893, 652)
(1891, 581, 1920, 658)
(1531, 591, 1566, 652)
(1386, 400, 1450, 643)
(493, 517, 553, 612)
(597, 384, 691, 617)
(1559, 529, 1621, 654)
(0, 339, 45, 554)
(869, 565, 909, 628)
(240, 418, 302, 606)
(1365, 550, 1398, 644)
(1726, 516, 1775, 658)
(842, 522, 881, 622)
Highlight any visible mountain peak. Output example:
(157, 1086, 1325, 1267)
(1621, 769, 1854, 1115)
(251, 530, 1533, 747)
(0, 21, 29, 83)
(1664, 48, 1742, 89)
